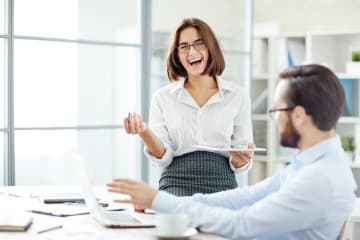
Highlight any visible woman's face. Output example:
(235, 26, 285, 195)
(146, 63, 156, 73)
(177, 27, 209, 78)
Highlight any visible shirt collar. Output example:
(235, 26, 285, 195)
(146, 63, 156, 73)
(169, 77, 235, 95)
(216, 78, 235, 97)
(169, 77, 236, 108)
(169, 78, 186, 94)
(292, 135, 341, 168)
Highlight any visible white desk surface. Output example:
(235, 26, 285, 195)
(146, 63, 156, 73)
(0, 186, 225, 240)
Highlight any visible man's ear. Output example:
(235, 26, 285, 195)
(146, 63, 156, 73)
(291, 105, 306, 128)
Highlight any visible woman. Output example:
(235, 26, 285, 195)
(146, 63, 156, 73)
(124, 18, 253, 196)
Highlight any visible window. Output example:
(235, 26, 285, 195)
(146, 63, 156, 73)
(15, 129, 137, 185)
(0, 0, 4, 34)
(15, 0, 139, 43)
(1, 0, 146, 185)
(0, 132, 3, 186)
(0, 39, 4, 128)
(14, 41, 139, 127)
(0, 0, 5, 185)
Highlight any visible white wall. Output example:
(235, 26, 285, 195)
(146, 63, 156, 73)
(254, 0, 360, 33)
(153, 0, 246, 39)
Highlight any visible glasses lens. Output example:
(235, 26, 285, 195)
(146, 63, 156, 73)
(178, 44, 189, 53)
(193, 40, 205, 50)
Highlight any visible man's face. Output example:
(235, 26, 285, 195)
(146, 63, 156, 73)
(273, 81, 300, 148)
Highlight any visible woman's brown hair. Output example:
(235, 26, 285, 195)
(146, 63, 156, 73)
(166, 18, 225, 81)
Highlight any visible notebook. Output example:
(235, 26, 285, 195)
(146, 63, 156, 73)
(0, 212, 33, 232)
(74, 154, 155, 228)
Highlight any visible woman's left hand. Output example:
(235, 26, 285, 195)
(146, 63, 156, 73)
(107, 178, 158, 210)
(230, 143, 255, 168)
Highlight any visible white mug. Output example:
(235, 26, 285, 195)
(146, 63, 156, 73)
(156, 214, 190, 237)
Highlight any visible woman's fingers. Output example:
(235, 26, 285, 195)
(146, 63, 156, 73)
(125, 113, 146, 134)
(231, 151, 251, 160)
(230, 150, 252, 168)
(129, 113, 136, 133)
(248, 143, 256, 149)
(123, 118, 130, 134)
(112, 178, 138, 185)
(134, 114, 140, 133)
(114, 199, 133, 204)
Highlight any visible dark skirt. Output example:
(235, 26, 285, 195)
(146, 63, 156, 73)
(159, 151, 237, 196)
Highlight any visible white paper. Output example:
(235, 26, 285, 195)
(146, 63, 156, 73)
(192, 145, 266, 152)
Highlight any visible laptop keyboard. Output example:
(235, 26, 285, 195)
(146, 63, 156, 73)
(104, 211, 140, 224)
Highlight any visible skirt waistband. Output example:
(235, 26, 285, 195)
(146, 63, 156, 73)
(159, 151, 237, 196)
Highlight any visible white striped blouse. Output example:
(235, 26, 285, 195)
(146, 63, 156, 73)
(144, 78, 253, 172)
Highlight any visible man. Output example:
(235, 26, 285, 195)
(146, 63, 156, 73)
(107, 64, 357, 239)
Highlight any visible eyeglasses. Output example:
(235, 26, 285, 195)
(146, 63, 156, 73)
(177, 39, 206, 53)
(268, 106, 295, 120)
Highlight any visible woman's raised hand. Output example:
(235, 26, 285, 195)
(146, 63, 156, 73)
(124, 112, 148, 134)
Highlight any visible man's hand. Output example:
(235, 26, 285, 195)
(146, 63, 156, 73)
(107, 178, 158, 209)
(230, 143, 255, 168)
(124, 112, 148, 134)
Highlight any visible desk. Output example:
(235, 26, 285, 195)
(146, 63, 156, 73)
(0, 186, 224, 240)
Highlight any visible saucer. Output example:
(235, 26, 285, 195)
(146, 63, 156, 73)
(155, 228, 198, 240)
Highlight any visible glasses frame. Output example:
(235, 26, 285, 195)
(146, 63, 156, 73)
(177, 39, 206, 54)
(268, 106, 295, 120)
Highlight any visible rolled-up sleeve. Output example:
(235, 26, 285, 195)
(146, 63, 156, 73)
(144, 93, 175, 168)
(144, 142, 174, 168)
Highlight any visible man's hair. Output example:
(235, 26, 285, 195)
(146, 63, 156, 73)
(279, 64, 344, 130)
(166, 18, 225, 81)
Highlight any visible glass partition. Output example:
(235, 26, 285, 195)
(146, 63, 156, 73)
(14, 0, 139, 43)
(15, 129, 137, 185)
(15, 40, 140, 127)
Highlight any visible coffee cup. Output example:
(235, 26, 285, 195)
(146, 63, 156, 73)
(156, 214, 190, 237)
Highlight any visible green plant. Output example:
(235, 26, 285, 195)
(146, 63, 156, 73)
(352, 51, 360, 62)
(341, 136, 356, 152)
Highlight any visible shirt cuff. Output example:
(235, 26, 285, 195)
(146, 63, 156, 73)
(151, 191, 182, 213)
(144, 142, 174, 168)
(229, 155, 253, 172)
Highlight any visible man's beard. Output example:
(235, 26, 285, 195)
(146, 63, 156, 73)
(280, 118, 300, 148)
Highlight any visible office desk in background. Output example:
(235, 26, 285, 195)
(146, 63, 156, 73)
(0, 186, 224, 240)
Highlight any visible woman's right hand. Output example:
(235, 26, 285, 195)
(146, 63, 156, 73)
(124, 112, 148, 134)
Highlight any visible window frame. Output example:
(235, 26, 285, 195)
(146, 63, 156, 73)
(2, 0, 152, 185)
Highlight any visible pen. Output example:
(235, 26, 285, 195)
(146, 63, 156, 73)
(37, 225, 63, 234)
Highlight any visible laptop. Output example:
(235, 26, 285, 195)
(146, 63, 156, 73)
(74, 153, 155, 228)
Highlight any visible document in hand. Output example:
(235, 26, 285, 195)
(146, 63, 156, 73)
(0, 211, 33, 232)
